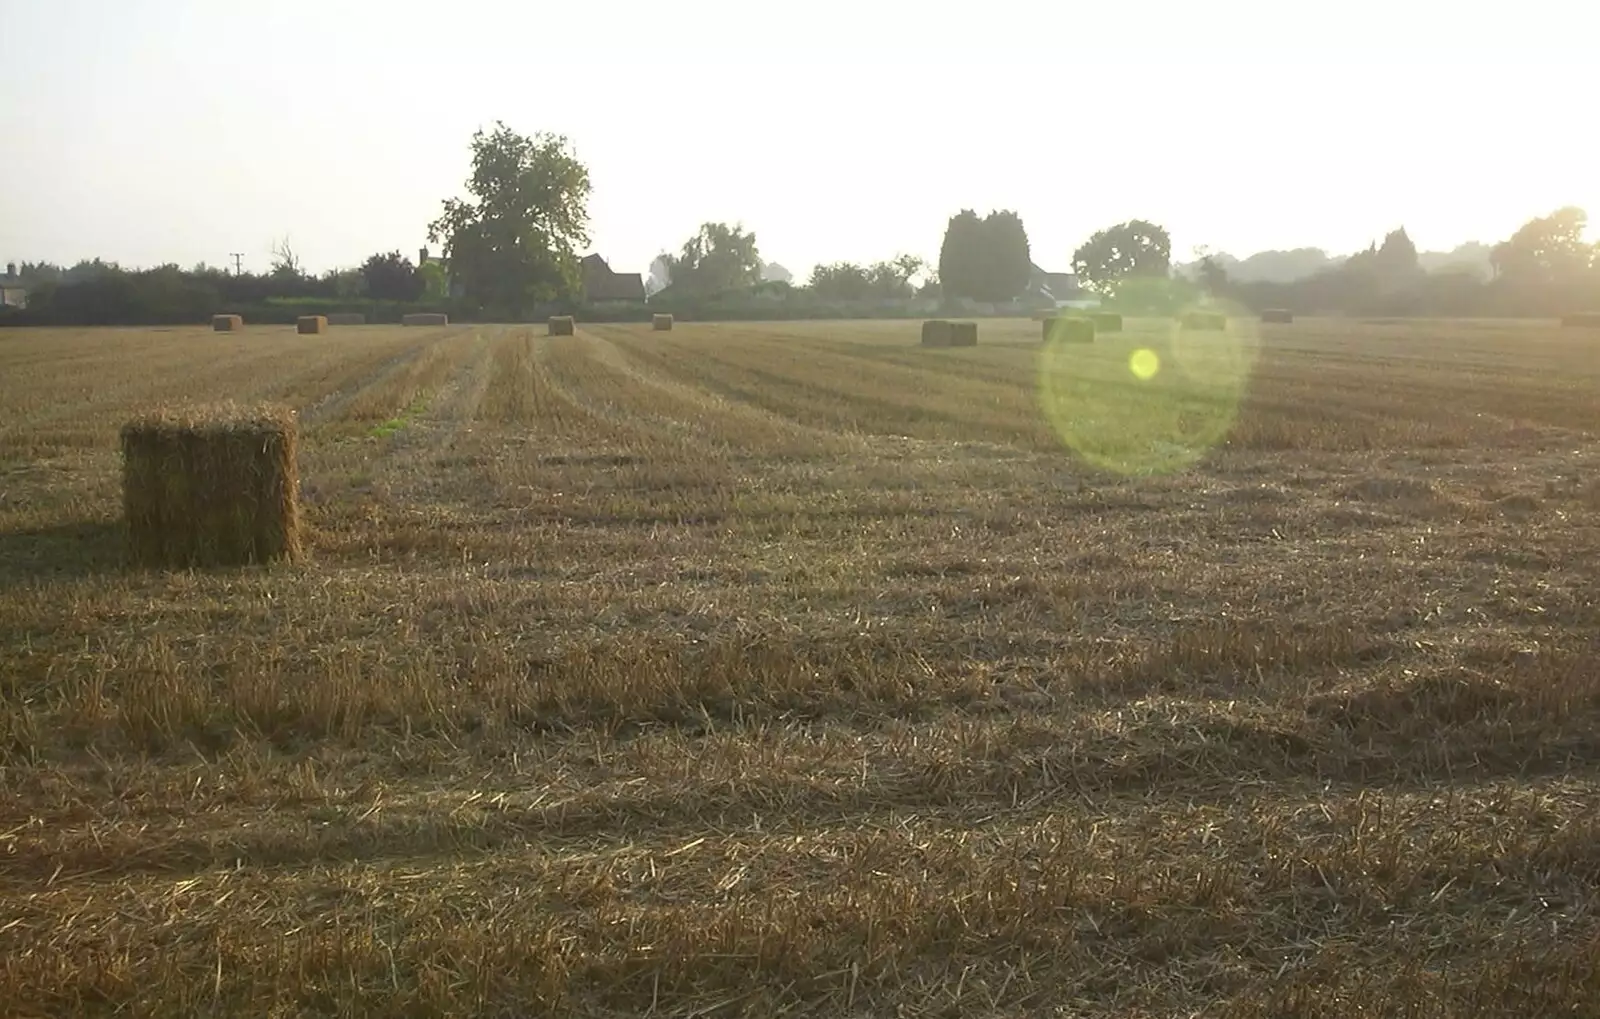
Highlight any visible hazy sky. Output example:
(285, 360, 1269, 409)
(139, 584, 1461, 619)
(1, 0, 1594, 279)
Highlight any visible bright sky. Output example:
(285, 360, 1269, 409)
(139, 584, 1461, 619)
(1, 0, 1594, 279)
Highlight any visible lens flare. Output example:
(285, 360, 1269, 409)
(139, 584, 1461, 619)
(1037, 299, 1260, 476)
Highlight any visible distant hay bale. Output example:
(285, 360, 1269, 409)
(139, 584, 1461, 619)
(1262, 309, 1294, 324)
(1561, 313, 1600, 328)
(1031, 309, 1058, 321)
(1182, 311, 1228, 330)
(1042, 317, 1095, 344)
(1091, 313, 1123, 333)
(211, 314, 243, 332)
(549, 315, 576, 336)
(120, 404, 301, 569)
(402, 312, 448, 327)
(922, 321, 977, 346)
(296, 315, 327, 335)
(652, 314, 674, 331)
(325, 313, 366, 326)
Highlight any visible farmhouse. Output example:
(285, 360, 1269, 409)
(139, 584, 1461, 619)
(581, 254, 646, 303)
(417, 247, 465, 299)
(0, 263, 26, 309)
(1027, 265, 1090, 308)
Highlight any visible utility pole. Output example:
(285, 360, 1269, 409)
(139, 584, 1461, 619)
(229, 253, 244, 275)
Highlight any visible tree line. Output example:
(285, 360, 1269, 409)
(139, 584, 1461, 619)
(1219, 211, 1600, 318)
(6, 121, 1599, 326)
(5, 246, 452, 326)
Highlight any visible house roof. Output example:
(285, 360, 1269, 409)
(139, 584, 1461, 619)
(587, 273, 646, 302)
(1032, 271, 1080, 300)
(581, 254, 646, 302)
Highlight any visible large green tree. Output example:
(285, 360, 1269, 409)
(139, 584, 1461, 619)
(1375, 227, 1421, 277)
(1491, 207, 1592, 283)
(810, 254, 924, 301)
(360, 251, 424, 302)
(1072, 220, 1172, 293)
(427, 122, 591, 318)
(982, 211, 1032, 303)
(938, 210, 1031, 303)
(938, 210, 984, 301)
(809, 262, 869, 301)
(324, 266, 367, 299)
(658, 223, 762, 295)
(418, 260, 451, 303)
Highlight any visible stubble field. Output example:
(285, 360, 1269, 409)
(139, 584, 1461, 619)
(1, 317, 1599, 1016)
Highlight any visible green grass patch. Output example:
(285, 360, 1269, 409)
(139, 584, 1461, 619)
(367, 394, 432, 441)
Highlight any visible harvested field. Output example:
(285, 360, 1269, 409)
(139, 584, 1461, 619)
(1182, 311, 1229, 331)
(2, 316, 1599, 1016)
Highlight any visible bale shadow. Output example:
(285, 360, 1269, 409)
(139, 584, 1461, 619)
(0, 519, 126, 582)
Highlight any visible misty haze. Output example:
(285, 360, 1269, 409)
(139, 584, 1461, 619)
(2, 1, 1598, 1015)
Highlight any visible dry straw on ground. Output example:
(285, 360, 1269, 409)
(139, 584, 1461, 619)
(296, 315, 327, 335)
(325, 312, 366, 326)
(1182, 311, 1229, 330)
(211, 314, 243, 332)
(1043, 316, 1095, 343)
(653, 314, 674, 332)
(402, 313, 449, 327)
(549, 316, 576, 336)
(1561, 312, 1600, 328)
(120, 403, 302, 568)
(6, 318, 1600, 1016)
(1262, 308, 1295, 324)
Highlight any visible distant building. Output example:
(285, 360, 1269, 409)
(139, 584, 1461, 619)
(581, 254, 646, 303)
(645, 256, 672, 296)
(1028, 265, 1084, 306)
(417, 247, 464, 299)
(0, 263, 26, 309)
